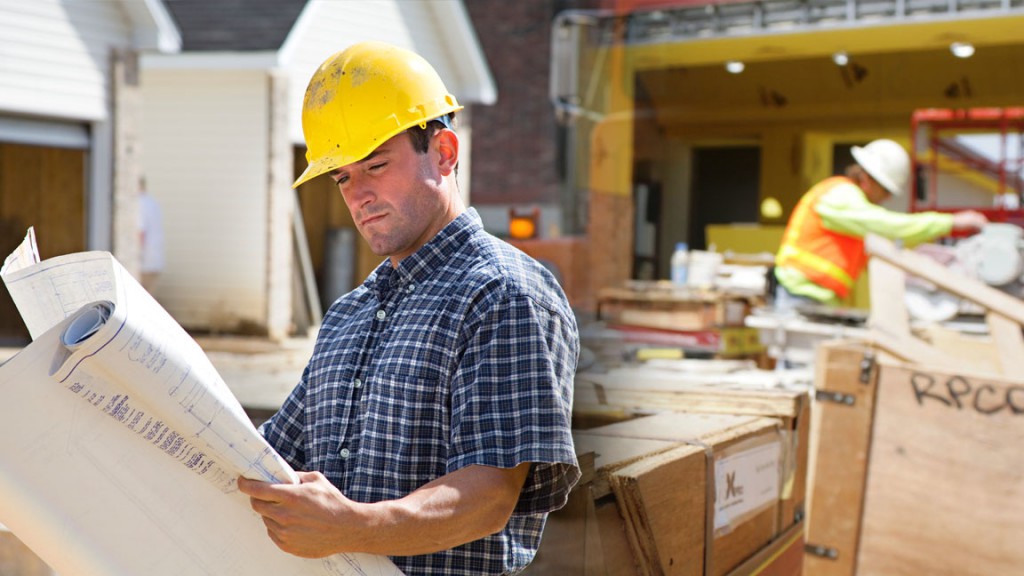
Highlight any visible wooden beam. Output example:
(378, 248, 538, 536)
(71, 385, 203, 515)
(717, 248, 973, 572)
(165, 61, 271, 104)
(865, 233, 1024, 326)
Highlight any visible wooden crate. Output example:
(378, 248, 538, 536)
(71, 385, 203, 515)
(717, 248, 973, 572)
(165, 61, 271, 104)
(807, 339, 1024, 575)
(598, 284, 752, 331)
(574, 363, 811, 529)
(583, 412, 789, 576)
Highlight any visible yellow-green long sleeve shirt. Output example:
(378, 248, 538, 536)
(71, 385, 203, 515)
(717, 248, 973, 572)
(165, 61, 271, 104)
(776, 180, 954, 304)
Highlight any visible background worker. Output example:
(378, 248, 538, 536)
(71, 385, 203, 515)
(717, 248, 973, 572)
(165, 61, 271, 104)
(138, 176, 164, 292)
(237, 41, 580, 575)
(774, 138, 988, 310)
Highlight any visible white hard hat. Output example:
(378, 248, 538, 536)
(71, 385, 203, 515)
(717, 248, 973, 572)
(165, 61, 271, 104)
(850, 139, 911, 196)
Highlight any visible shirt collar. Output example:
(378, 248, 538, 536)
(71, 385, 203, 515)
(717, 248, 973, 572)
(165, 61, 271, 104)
(364, 208, 482, 298)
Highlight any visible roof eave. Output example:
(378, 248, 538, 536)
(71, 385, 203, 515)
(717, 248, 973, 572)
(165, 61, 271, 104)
(119, 0, 182, 53)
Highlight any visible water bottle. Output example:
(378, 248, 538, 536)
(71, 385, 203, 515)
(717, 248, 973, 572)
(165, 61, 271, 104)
(670, 242, 689, 286)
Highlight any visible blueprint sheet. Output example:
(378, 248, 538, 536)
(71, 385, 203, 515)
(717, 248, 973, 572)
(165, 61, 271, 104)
(0, 230, 402, 576)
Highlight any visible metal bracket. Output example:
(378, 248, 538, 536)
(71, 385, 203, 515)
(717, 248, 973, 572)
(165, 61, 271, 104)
(805, 543, 839, 560)
(816, 389, 856, 406)
(859, 349, 876, 384)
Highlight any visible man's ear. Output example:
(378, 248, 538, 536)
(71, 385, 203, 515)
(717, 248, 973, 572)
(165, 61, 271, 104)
(433, 129, 459, 176)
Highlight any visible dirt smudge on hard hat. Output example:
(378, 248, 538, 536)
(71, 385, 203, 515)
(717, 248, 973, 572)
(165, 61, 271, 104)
(349, 65, 369, 89)
(306, 77, 334, 107)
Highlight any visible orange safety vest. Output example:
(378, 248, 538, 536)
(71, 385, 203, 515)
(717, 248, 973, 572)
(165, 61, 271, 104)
(776, 176, 867, 299)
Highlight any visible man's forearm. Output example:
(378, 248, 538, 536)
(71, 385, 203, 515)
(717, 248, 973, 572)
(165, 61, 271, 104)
(353, 462, 531, 556)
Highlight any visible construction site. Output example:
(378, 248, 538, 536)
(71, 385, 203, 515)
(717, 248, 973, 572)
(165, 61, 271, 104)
(0, 0, 1022, 574)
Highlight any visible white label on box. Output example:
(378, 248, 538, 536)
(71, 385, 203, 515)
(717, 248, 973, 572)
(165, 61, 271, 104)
(713, 440, 782, 533)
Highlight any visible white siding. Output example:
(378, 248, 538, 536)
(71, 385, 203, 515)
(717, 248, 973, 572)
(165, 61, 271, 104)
(141, 68, 270, 331)
(0, 0, 133, 121)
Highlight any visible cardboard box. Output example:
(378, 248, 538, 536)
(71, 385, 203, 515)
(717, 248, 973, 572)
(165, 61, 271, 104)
(806, 340, 1024, 575)
(574, 363, 810, 528)
(581, 412, 789, 576)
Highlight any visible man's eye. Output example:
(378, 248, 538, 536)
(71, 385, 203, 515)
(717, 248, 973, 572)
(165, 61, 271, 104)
(368, 162, 387, 172)
(334, 175, 349, 186)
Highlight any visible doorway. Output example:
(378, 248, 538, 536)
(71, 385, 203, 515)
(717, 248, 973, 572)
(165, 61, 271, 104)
(688, 146, 761, 250)
(0, 142, 87, 344)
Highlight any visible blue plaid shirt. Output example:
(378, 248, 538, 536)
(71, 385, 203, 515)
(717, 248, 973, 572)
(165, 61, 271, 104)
(259, 209, 580, 575)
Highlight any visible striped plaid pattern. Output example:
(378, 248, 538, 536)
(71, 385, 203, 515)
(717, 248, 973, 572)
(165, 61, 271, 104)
(260, 209, 580, 575)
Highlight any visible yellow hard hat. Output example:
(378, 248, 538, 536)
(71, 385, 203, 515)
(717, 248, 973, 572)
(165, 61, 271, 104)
(292, 41, 463, 188)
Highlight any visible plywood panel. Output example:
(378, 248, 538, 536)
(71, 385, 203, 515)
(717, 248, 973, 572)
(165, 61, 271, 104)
(803, 340, 878, 576)
(857, 361, 1024, 575)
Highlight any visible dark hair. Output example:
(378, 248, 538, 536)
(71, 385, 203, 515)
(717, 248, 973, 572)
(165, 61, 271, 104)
(407, 113, 457, 154)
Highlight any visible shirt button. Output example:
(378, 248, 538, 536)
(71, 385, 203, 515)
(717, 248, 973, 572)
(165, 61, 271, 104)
(340, 448, 351, 459)
(353, 378, 362, 389)
(376, 310, 386, 320)
(407, 283, 415, 292)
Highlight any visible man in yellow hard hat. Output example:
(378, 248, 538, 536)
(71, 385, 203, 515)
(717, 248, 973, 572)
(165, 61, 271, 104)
(237, 41, 580, 575)
(774, 138, 988, 310)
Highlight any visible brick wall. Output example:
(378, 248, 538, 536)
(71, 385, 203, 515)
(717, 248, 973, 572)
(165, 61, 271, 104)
(463, 0, 562, 205)
(466, 0, 630, 314)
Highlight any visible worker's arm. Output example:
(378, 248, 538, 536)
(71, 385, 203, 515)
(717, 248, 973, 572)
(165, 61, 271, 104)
(237, 462, 531, 559)
(815, 183, 953, 246)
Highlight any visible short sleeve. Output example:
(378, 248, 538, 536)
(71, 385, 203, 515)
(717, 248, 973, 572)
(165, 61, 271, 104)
(447, 291, 581, 515)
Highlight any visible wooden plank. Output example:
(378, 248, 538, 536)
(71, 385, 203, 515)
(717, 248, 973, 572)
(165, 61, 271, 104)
(856, 359, 1024, 575)
(803, 340, 878, 576)
(864, 328, 963, 372)
(985, 311, 1024, 380)
(912, 324, 1002, 375)
(724, 519, 805, 576)
(610, 445, 708, 576)
(866, 256, 909, 339)
(865, 233, 1024, 325)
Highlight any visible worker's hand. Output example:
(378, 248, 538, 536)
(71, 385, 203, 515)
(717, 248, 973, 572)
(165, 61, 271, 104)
(238, 472, 362, 559)
(951, 210, 988, 231)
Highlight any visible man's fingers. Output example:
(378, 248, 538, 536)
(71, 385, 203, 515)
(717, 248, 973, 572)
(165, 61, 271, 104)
(238, 476, 282, 501)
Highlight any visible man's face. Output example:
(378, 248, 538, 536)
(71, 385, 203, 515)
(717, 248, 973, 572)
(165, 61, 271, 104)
(329, 131, 455, 264)
(863, 176, 893, 205)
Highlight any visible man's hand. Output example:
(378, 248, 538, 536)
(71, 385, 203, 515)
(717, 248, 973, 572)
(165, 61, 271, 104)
(951, 210, 989, 231)
(238, 471, 360, 558)
(238, 463, 530, 558)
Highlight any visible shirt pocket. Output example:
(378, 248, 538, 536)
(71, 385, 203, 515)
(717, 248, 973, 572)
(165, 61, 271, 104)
(360, 371, 450, 485)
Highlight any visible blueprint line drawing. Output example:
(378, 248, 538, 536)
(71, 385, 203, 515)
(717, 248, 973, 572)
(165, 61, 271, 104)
(0, 230, 403, 576)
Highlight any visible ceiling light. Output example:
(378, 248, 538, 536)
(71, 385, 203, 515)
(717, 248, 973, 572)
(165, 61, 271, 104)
(725, 60, 745, 74)
(950, 42, 975, 58)
(832, 51, 849, 66)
